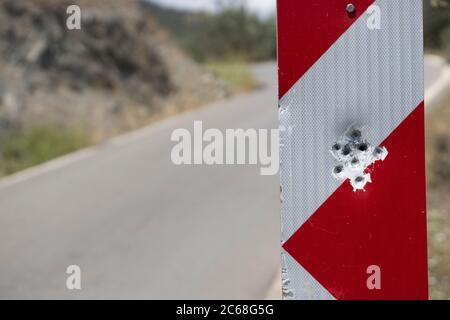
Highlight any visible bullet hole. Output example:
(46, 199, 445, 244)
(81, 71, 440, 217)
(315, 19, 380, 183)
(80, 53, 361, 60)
(342, 144, 351, 156)
(330, 126, 388, 191)
(334, 165, 344, 174)
(373, 146, 388, 161)
(332, 164, 346, 180)
(352, 174, 371, 190)
(350, 129, 362, 140)
(358, 143, 368, 152)
(374, 147, 383, 155)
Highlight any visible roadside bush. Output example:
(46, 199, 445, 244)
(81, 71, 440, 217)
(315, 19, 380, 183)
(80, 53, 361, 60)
(0, 126, 88, 176)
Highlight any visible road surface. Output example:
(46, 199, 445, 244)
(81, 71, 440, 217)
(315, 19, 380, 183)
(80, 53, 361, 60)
(0, 57, 446, 299)
(425, 55, 447, 89)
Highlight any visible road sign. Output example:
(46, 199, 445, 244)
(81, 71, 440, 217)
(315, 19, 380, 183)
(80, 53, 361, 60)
(278, 0, 427, 299)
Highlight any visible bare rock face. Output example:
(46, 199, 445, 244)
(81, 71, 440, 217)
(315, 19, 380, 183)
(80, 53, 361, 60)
(0, 0, 229, 140)
(0, 0, 173, 99)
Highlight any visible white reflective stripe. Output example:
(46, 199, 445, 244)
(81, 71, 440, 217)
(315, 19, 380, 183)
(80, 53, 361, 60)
(281, 250, 335, 300)
(280, 0, 423, 299)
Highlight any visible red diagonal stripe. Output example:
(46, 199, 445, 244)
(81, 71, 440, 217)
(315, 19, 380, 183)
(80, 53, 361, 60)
(277, 0, 374, 98)
(283, 102, 428, 300)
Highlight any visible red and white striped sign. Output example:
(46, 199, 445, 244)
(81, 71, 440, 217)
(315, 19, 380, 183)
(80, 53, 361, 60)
(278, 0, 428, 300)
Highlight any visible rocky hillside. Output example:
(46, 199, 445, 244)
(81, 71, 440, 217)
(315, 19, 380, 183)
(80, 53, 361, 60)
(0, 0, 230, 141)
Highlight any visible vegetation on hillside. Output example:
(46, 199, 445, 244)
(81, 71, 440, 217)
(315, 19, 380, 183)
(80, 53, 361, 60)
(140, 0, 275, 92)
(145, 0, 450, 61)
(141, 0, 276, 63)
(424, 0, 450, 57)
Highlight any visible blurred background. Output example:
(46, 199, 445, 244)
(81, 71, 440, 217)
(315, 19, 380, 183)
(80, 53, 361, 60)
(0, 0, 448, 299)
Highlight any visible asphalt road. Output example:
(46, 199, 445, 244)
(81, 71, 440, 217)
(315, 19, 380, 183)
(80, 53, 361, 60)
(0, 57, 444, 299)
(425, 55, 447, 89)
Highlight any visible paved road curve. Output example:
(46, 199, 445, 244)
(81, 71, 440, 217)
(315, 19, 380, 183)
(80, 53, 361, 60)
(0, 58, 444, 299)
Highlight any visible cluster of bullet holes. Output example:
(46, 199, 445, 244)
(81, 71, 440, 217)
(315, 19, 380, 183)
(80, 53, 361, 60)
(331, 127, 388, 191)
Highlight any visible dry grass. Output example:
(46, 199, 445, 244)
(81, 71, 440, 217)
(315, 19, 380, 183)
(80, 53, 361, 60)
(0, 126, 88, 177)
(207, 60, 258, 92)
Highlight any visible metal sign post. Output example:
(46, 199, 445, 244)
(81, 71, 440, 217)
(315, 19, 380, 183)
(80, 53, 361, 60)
(278, 0, 428, 299)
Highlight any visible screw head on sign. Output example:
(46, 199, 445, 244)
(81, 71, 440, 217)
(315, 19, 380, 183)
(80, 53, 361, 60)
(346, 3, 356, 14)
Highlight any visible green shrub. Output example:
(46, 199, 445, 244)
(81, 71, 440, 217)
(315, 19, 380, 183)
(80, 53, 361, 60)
(0, 126, 88, 176)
